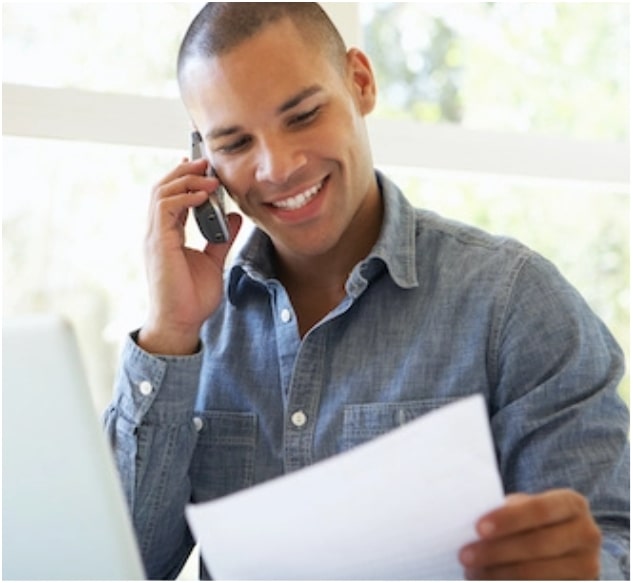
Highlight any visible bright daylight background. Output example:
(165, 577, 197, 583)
(3, 3, 629, 411)
(2, 3, 629, 580)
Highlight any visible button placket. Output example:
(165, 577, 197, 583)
(283, 328, 328, 472)
(269, 283, 301, 407)
(290, 410, 307, 428)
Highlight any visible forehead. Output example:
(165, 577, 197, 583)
(180, 18, 345, 127)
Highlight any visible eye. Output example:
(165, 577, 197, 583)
(288, 106, 321, 127)
(217, 135, 251, 155)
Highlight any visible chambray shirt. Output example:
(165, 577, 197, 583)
(105, 171, 629, 580)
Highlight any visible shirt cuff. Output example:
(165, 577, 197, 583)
(112, 330, 204, 425)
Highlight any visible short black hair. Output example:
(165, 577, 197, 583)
(177, 2, 347, 85)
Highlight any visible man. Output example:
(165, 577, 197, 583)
(105, 3, 629, 579)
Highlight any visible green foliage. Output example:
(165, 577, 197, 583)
(365, 3, 464, 123)
(363, 3, 629, 140)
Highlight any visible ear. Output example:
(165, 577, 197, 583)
(346, 48, 377, 115)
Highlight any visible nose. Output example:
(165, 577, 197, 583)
(254, 134, 307, 185)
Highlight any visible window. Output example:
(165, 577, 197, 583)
(362, 2, 629, 140)
(2, 137, 177, 411)
(3, 2, 629, 414)
(2, 3, 193, 96)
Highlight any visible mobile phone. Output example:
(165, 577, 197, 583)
(190, 131, 230, 244)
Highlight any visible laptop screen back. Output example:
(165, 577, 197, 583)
(2, 314, 145, 580)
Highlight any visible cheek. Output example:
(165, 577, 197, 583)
(225, 186, 251, 216)
(214, 160, 252, 203)
(310, 114, 363, 167)
(330, 102, 370, 159)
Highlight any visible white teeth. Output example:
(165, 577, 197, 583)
(272, 181, 323, 210)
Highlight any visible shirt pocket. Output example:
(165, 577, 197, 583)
(190, 410, 257, 503)
(341, 398, 458, 452)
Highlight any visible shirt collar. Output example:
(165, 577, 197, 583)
(358, 170, 419, 290)
(227, 170, 419, 304)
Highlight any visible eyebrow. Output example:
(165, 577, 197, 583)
(277, 84, 324, 114)
(207, 85, 324, 141)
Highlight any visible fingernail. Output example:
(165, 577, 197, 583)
(479, 519, 495, 536)
(460, 548, 475, 566)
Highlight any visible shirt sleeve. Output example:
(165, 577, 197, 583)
(489, 251, 630, 580)
(103, 332, 203, 579)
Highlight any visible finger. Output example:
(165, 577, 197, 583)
(460, 514, 597, 568)
(153, 174, 219, 205)
(150, 158, 217, 205)
(464, 551, 601, 580)
(148, 190, 209, 243)
(475, 489, 590, 539)
(505, 492, 530, 505)
(225, 212, 243, 244)
(148, 159, 218, 232)
(157, 157, 208, 187)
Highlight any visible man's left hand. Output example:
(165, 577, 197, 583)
(459, 488, 602, 580)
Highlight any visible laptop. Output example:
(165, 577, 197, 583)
(2, 314, 145, 580)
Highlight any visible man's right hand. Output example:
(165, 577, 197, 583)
(138, 157, 242, 355)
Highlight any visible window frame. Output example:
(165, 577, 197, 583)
(2, 81, 628, 190)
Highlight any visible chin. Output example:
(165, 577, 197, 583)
(274, 227, 343, 259)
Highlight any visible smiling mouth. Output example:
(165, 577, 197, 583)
(270, 179, 324, 211)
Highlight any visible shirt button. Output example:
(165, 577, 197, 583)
(291, 410, 307, 427)
(138, 380, 153, 396)
(280, 308, 292, 323)
(193, 417, 204, 432)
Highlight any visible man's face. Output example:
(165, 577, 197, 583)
(180, 17, 379, 262)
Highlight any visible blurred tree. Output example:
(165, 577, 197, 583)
(364, 3, 463, 123)
(362, 2, 629, 140)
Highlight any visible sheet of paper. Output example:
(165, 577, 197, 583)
(185, 394, 504, 580)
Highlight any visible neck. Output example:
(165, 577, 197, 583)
(277, 181, 383, 290)
(274, 179, 383, 336)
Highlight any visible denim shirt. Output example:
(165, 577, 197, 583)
(105, 171, 629, 580)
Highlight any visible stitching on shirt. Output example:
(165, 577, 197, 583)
(488, 249, 533, 390)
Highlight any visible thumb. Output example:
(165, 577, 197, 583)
(505, 492, 531, 506)
(226, 212, 243, 245)
(203, 212, 243, 257)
